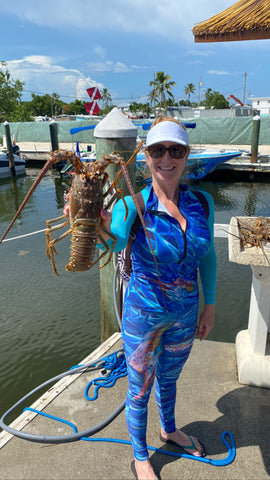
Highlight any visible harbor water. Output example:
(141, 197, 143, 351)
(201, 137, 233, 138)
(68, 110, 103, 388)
(0, 168, 269, 424)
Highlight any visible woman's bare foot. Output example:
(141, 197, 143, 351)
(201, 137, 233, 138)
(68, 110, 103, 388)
(160, 427, 205, 456)
(133, 459, 157, 480)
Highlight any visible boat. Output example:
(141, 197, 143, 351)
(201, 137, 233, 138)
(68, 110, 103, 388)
(64, 123, 243, 181)
(61, 147, 243, 181)
(0, 148, 26, 178)
(136, 148, 243, 181)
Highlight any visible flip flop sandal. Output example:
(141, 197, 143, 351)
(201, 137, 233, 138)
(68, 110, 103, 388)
(159, 433, 207, 457)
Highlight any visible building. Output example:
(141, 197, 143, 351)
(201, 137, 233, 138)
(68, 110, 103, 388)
(248, 97, 270, 116)
(166, 105, 258, 119)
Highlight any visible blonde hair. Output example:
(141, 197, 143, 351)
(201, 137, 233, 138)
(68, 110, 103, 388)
(150, 116, 187, 131)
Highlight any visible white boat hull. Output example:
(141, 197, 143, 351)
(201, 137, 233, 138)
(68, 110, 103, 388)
(136, 149, 243, 180)
(0, 152, 26, 179)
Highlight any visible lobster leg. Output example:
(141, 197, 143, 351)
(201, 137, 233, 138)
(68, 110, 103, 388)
(103, 187, 129, 220)
(45, 215, 71, 276)
(105, 139, 144, 197)
(0, 156, 56, 244)
(97, 226, 117, 269)
(101, 143, 144, 221)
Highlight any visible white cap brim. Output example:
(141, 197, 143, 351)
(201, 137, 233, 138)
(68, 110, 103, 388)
(146, 121, 189, 147)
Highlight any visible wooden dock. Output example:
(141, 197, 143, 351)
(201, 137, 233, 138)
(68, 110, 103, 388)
(17, 142, 270, 179)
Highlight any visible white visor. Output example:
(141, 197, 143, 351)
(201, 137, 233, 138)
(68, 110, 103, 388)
(146, 121, 189, 147)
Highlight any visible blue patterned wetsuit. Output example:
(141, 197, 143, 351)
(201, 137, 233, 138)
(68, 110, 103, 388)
(109, 183, 216, 461)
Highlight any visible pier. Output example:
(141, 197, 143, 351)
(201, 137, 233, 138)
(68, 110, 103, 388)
(1, 332, 270, 479)
(17, 141, 270, 179)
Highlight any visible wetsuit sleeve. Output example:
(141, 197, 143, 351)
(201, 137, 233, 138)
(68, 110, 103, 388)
(110, 196, 138, 252)
(198, 192, 217, 305)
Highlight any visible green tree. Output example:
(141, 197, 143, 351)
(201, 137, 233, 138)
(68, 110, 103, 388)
(65, 99, 87, 115)
(204, 89, 229, 109)
(147, 89, 158, 110)
(140, 102, 151, 118)
(50, 92, 65, 116)
(129, 102, 151, 118)
(184, 83, 196, 105)
(101, 88, 112, 110)
(149, 71, 176, 115)
(0, 62, 25, 122)
(29, 93, 52, 117)
(9, 102, 33, 122)
(179, 99, 190, 107)
(29, 92, 65, 117)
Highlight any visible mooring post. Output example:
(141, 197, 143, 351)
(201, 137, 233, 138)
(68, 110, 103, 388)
(94, 107, 138, 342)
(49, 120, 59, 151)
(4, 121, 16, 177)
(229, 216, 270, 389)
(250, 115, 261, 164)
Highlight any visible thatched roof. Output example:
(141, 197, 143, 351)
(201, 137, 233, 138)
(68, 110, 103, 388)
(193, 0, 270, 43)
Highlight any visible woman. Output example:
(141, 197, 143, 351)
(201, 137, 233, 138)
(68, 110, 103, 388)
(101, 117, 217, 480)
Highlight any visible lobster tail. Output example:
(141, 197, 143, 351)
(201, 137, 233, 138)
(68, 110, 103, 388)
(66, 231, 97, 272)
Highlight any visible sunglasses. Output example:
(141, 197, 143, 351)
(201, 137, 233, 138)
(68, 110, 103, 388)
(147, 144, 187, 159)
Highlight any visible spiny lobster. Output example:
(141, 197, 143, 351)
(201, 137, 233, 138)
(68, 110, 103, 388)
(0, 142, 156, 277)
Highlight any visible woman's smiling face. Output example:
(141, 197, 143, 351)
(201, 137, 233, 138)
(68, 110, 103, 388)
(145, 141, 189, 186)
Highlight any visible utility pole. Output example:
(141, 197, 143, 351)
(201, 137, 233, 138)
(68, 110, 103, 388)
(243, 72, 247, 106)
(197, 77, 203, 107)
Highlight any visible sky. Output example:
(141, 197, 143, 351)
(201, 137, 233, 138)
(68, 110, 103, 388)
(1, 0, 270, 108)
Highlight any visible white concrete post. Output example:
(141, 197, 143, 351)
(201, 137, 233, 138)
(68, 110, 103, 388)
(228, 216, 270, 388)
(248, 265, 270, 355)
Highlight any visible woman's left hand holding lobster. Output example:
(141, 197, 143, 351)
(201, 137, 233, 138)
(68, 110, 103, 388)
(63, 192, 70, 216)
(98, 209, 112, 242)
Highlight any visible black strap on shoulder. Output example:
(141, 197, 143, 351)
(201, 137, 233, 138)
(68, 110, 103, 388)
(191, 190, 209, 219)
(123, 191, 145, 275)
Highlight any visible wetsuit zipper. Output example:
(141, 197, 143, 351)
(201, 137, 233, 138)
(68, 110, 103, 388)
(148, 209, 187, 264)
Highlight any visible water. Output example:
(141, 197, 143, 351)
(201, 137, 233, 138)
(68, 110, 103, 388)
(0, 169, 269, 422)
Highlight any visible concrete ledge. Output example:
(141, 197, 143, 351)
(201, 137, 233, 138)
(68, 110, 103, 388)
(236, 329, 270, 388)
(229, 216, 270, 266)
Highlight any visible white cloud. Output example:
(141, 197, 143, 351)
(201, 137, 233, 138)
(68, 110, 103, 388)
(85, 59, 133, 74)
(3, 55, 104, 100)
(1, 0, 232, 43)
(208, 70, 230, 76)
(187, 50, 215, 57)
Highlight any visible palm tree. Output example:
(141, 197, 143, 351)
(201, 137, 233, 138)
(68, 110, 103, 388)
(149, 71, 176, 115)
(184, 83, 196, 104)
(147, 89, 158, 110)
(101, 88, 112, 110)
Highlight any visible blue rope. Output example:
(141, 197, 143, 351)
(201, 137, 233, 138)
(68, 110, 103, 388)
(23, 407, 235, 466)
(83, 353, 127, 401)
(21, 351, 236, 467)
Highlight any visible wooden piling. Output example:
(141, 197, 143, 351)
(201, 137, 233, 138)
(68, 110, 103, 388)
(4, 122, 16, 177)
(49, 121, 59, 151)
(94, 108, 138, 342)
(250, 115, 261, 164)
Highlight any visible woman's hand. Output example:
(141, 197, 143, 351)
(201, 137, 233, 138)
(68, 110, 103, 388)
(196, 304, 215, 341)
(98, 209, 112, 243)
(63, 192, 70, 216)
(100, 209, 112, 230)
